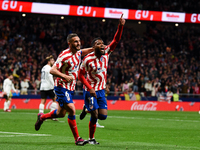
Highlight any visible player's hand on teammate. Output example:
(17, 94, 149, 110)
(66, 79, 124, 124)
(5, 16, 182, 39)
(89, 88, 97, 99)
(65, 75, 74, 83)
(119, 14, 125, 26)
(105, 86, 110, 95)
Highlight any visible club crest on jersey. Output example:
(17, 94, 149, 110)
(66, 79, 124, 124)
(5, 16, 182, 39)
(56, 58, 61, 63)
(71, 65, 78, 72)
(100, 57, 104, 62)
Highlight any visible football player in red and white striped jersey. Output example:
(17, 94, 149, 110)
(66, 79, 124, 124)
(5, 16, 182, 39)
(35, 33, 94, 146)
(78, 14, 125, 144)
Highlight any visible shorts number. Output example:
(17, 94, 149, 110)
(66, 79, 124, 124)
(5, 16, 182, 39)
(88, 97, 94, 104)
(65, 92, 70, 101)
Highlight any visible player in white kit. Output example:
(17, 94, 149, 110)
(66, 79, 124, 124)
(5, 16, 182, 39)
(3, 74, 18, 112)
(39, 55, 58, 120)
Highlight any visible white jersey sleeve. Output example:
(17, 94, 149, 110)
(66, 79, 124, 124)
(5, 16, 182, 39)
(40, 65, 54, 90)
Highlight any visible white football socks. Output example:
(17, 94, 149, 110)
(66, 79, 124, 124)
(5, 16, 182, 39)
(50, 102, 58, 112)
(39, 103, 44, 113)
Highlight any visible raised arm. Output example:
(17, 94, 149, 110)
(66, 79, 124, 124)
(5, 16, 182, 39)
(109, 14, 125, 50)
(81, 47, 94, 56)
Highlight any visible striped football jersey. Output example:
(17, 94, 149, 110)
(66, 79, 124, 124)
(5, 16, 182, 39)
(54, 48, 82, 91)
(80, 46, 112, 91)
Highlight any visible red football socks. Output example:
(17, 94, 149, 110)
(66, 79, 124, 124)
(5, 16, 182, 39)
(41, 110, 56, 120)
(68, 118, 79, 140)
(89, 121, 96, 139)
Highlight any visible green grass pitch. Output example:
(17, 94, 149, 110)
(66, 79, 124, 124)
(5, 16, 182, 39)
(0, 109, 199, 150)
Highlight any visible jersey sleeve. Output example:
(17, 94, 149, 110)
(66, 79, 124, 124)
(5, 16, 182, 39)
(80, 58, 87, 72)
(3, 79, 7, 91)
(11, 83, 16, 92)
(106, 25, 124, 54)
(47, 67, 54, 86)
(54, 54, 63, 69)
(78, 58, 92, 90)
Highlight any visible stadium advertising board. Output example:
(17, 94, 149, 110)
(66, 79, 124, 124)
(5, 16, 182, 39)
(0, 1, 200, 23)
(0, 98, 199, 111)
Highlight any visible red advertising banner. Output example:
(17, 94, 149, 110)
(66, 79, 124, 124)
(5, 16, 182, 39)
(185, 13, 200, 23)
(0, 98, 199, 111)
(1, 1, 200, 24)
(129, 10, 162, 21)
(0, 1, 32, 12)
(69, 5, 104, 18)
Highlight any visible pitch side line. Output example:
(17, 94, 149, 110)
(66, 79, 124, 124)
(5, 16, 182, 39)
(0, 131, 51, 137)
(0, 112, 199, 123)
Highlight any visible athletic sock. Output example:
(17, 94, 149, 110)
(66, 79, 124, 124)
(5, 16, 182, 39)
(40, 109, 58, 121)
(89, 117, 97, 139)
(7, 100, 11, 109)
(68, 115, 79, 140)
(39, 103, 44, 113)
(50, 102, 57, 112)
(4, 101, 8, 111)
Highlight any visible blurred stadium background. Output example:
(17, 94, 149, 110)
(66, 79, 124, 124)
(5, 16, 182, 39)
(1, 1, 200, 150)
(1, 0, 200, 111)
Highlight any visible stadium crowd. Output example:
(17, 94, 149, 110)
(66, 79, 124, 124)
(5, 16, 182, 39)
(0, 14, 200, 100)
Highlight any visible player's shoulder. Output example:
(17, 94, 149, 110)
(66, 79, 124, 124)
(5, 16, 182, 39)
(84, 52, 95, 58)
(4, 78, 9, 82)
(58, 48, 71, 57)
(83, 52, 95, 61)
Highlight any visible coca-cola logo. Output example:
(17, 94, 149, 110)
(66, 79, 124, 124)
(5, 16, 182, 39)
(131, 102, 157, 111)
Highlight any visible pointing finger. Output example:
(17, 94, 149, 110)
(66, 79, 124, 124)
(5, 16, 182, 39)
(120, 13, 123, 19)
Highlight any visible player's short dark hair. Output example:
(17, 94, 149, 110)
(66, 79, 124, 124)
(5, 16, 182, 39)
(91, 37, 103, 46)
(67, 33, 78, 43)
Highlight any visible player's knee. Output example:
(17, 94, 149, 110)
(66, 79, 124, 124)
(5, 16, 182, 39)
(3, 94, 8, 100)
(98, 114, 107, 120)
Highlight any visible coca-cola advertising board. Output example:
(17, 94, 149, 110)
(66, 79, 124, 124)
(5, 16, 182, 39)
(0, 98, 199, 111)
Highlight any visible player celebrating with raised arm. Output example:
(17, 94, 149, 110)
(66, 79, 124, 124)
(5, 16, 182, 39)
(35, 33, 94, 146)
(78, 14, 125, 144)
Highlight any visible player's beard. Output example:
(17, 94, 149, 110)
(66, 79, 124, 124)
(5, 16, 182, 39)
(72, 44, 80, 51)
(96, 48, 105, 56)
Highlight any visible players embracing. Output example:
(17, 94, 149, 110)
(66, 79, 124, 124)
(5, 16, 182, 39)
(78, 14, 125, 144)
